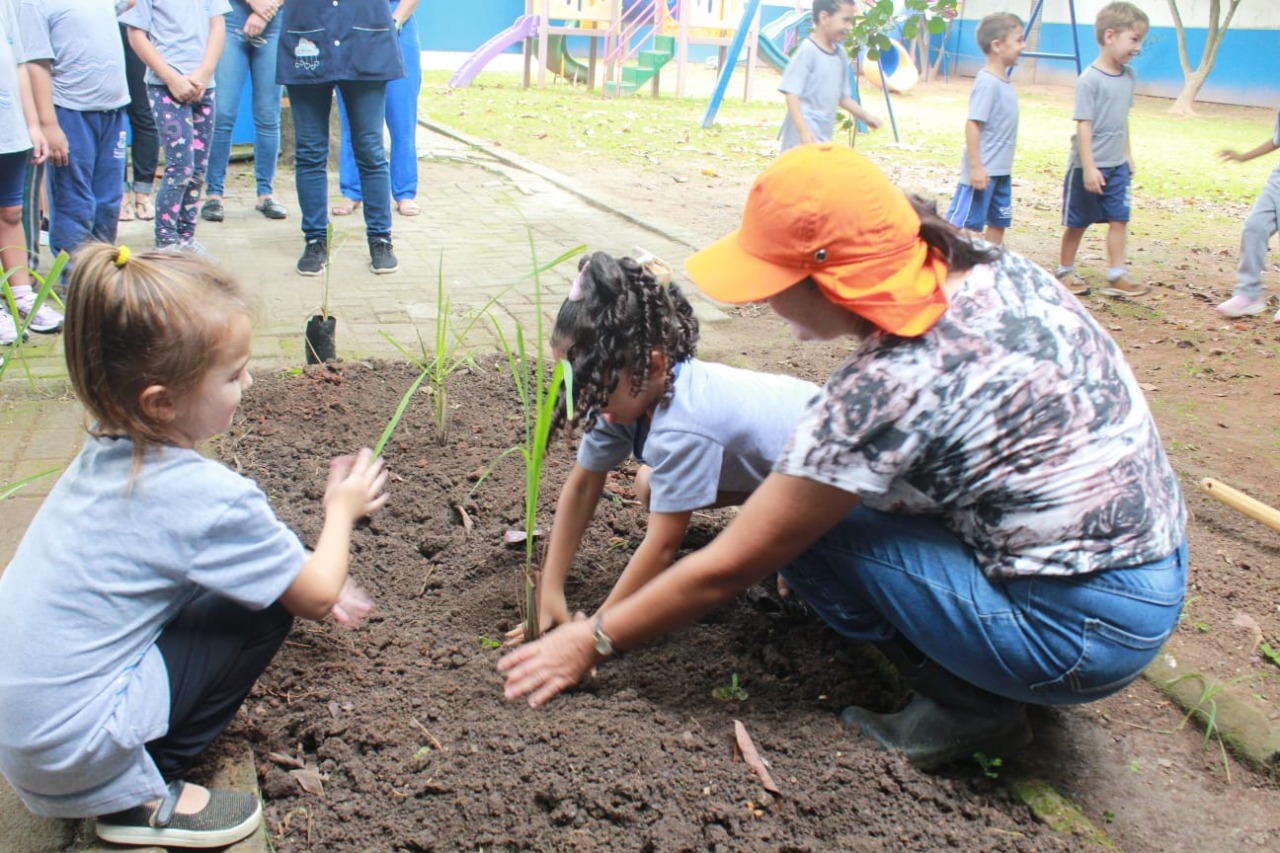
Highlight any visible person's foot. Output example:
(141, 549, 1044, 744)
(840, 693, 1033, 770)
(1216, 293, 1266, 318)
(297, 239, 328, 276)
(95, 780, 261, 849)
(178, 239, 210, 258)
(0, 305, 21, 345)
(255, 197, 288, 219)
(396, 198, 421, 216)
(119, 193, 135, 222)
(136, 195, 154, 220)
(369, 239, 398, 274)
(200, 197, 225, 222)
(1056, 270, 1090, 296)
(11, 286, 64, 333)
(330, 198, 361, 216)
(1100, 274, 1151, 298)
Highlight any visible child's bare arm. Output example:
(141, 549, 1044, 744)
(599, 509, 692, 610)
(16, 65, 46, 165)
(280, 449, 389, 620)
(965, 118, 988, 189)
(838, 97, 881, 131)
(785, 92, 816, 145)
(25, 60, 64, 166)
(1220, 138, 1280, 163)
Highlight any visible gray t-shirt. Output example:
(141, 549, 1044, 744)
(577, 359, 819, 513)
(777, 251, 1185, 581)
(778, 36, 851, 152)
(118, 0, 230, 88)
(0, 436, 305, 818)
(18, 0, 128, 111)
(959, 69, 1018, 182)
(0, 0, 31, 154)
(1068, 64, 1136, 169)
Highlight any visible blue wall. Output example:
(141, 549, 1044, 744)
(422, 0, 525, 52)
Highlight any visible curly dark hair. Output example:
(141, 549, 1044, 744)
(550, 251, 699, 434)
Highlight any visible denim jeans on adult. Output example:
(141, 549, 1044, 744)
(48, 107, 126, 259)
(287, 80, 390, 244)
(778, 507, 1188, 706)
(1232, 166, 1280, 300)
(205, 7, 282, 199)
(336, 3, 421, 202)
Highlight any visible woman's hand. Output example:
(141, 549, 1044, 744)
(243, 12, 268, 38)
(247, 0, 279, 19)
(498, 619, 598, 707)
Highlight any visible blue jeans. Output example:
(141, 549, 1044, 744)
(1233, 167, 1280, 300)
(48, 107, 126, 259)
(779, 507, 1187, 706)
(206, 7, 282, 198)
(287, 80, 390, 244)
(336, 5, 420, 202)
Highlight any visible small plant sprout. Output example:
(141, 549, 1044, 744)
(973, 751, 1003, 779)
(489, 237, 585, 643)
(0, 249, 69, 384)
(370, 364, 431, 459)
(0, 465, 62, 501)
(478, 636, 502, 650)
(712, 674, 749, 702)
(1260, 642, 1280, 669)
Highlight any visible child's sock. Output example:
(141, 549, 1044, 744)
(1056, 265, 1074, 277)
(1106, 267, 1127, 282)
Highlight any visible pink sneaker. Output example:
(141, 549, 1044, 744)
(11, 287, 63, 333)
(1215, 294, 1266, 318)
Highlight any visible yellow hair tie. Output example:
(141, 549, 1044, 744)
(113, 245, 131, 267)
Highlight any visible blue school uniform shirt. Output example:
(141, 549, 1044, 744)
(959, 68, 1018, 182)
(576, 359, 819, 513)
(276, 0, 403, 86)
(0, 436, 305, 818)
(18, 0, 127, 111)
(777, 37, 851, 151)
(0, 0, 31, 154)
(118, 0, 231, 88)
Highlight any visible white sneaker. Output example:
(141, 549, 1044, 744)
(1216, 294, 1267, 318)
(0, 305, 18, 345)
(11, 287, 63, 333)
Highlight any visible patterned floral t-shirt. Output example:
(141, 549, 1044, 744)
(776, 250, 1185, 581)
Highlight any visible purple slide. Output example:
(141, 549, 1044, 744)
(449, 14, 541, 88)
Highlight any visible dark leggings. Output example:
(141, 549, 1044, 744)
(120, 24, 158, 194)
(146, 593, 293, 781)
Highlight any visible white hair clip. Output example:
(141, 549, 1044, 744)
(567, 268, 586, 301)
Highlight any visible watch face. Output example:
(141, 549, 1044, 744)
(594, 633, 612, 655)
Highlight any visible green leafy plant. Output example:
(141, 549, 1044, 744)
(1260, 642, 1280, 669)
(370, 364, 431, 459)
(846, 0, 957, 61)
(973, 751, 1003, 779)
(712, 673, 749, 702)
(0, 249, 69, 383)
(478, 635, 502, 650)
(489, 237, 585, 642)
(0, 465, 61, 501)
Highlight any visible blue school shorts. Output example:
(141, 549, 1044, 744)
(946, 174, 1013, 230)
(0, 150, 29, 208)
(1062, 163, 1131, 227)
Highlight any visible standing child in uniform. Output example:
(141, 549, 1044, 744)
(0, 244, 388, 849)
(0, 0, 56, 345)
(507, 251, 819, 641)
(778, 0, 881, 152)
(120, 0, 228, 252)
(945, 12, 1024, 246)
(1055, 1, 1150, 298)
(1214, 109, 1280, 322)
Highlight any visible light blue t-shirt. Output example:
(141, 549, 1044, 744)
(577, 359, 820, 513)
(118, 0, 230, 88)
(18, 0, 128, 111)
(1069, 64, 1136, 169)
(960, 68, 1018, 182)
(0, 0, 31, 154)
(0, 436, 305, 818)
(778, 36, 851, 152)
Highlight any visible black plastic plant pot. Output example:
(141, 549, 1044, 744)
(305, 314, 337, 364)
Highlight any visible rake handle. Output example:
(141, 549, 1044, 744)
(1199, 478, 1280, 533)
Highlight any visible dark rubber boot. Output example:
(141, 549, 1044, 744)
(840, 640, 1033, 770)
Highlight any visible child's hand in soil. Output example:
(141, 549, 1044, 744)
(331, 577, 374, 628)
(324, 449, 389, 523)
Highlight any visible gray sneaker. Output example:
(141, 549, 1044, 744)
(369, 239, 398, 274)
(297, 240, 327, 276)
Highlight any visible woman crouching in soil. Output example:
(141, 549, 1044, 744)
(500, 144, 1188, 770)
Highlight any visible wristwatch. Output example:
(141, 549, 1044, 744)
(592, 611, 615, 657)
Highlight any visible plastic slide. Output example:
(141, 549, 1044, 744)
(533, 34, 590, 83)
(757, 9, 808, 73)
(862, 39, 918, 93)
(449, 14, 541, 88)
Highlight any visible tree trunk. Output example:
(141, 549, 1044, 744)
(1170, 66, 1212, 116)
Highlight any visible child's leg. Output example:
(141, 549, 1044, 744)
(47, 107, 99, 257)
(1233, 171, 1280, 301)
(146, 593, 293, 780)
(176, 94, 215, 243)
(147, 87, 197, 246)
(90, 113, 127, 245)
(0, 153, 32, 291)
(1105, 220, 1127, 272)
(385, 13, 422, 204)
(1058, 226, 1086, 270)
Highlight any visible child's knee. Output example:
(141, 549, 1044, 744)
(0, 205, 22, 227)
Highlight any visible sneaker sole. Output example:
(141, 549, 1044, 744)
(296, 265, 326, 277)
(1217, 306, 1266, 318)
(24, 322, 62, 334)
(369, 263, 399, 275)
(1099, 286, 1151, 298)
(96, 801, 261, 848)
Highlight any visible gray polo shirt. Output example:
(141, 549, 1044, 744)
(18, 0, 127, 111)
(1069, 64, 1136, 169)
(0, 0, 31, 154)
(118, 0, 230, 87)
(960, 69, 1018, 182)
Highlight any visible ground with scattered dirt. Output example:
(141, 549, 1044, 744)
(212, 80, 1280, 851)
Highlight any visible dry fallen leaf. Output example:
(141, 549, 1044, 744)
(733, 720, 782, 808)
(290, 764, 325, 797)
(266, 751, 304, 769)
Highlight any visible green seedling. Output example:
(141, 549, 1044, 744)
(1260, 642, 1280, 669)
(0, 249, 68, 384)
(1102, 810, 1115, 824)
(1165, 670, 1280, 781)
(0, 465, 61, 501)
(478, 635, 502, 650)
(370, 364, 430, 459)
(712, 673, 749, 702)
(412, 745, 433, 759)
(973, 751, 1003, 779)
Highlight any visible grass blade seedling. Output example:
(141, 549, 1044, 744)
(0, 249, 68, 384)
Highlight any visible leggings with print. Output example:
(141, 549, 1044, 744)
(147, 86, 215, 246)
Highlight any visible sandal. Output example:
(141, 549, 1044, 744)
(330, 198, 360, 216)
(118, 194, 135, 222)
(135, 196, 154, 220)
(396, 198, 421, 216)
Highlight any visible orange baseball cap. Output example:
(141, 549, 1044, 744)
(685, 144, 950, 337)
